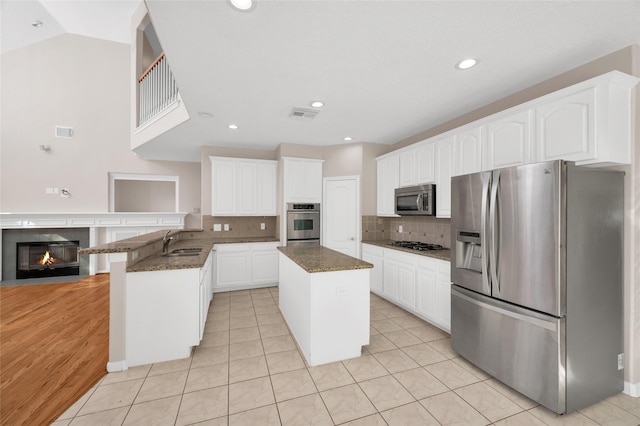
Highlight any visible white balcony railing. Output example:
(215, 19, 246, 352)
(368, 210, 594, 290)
(138, 53, 179, 127)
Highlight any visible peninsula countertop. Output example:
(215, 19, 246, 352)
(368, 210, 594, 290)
(277, 245, 373, 273)
(79, 229, 280, 272)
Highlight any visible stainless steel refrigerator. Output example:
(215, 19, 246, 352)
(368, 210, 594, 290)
(450, 160, 624, 414)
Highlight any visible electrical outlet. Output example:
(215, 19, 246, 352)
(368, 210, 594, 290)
(224, 224, 230, 231)
(260, 223, 266, 230)
(193, 207, 201, 214)
(399, 225, 403, 233)
(618, 353, 624, 370)
(213, 224, 222, 232)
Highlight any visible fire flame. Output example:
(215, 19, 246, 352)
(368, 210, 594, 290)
(39, 251, 57, 266)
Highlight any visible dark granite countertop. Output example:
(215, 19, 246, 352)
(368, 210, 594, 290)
(79, 230, 280, 272)
(277, 245, 373, 273)
(362, 240, 451, 262)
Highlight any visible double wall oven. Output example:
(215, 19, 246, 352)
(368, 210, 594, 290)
(286, 203, 320, 246)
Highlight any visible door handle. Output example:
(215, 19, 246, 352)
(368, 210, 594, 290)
(481, 173, 491, 295)
(490, 170, 500, 296)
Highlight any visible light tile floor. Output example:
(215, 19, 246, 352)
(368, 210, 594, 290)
(53, 287, 640, 425)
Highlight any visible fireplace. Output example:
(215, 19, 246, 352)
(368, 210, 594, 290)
(16, 241, 80, 279)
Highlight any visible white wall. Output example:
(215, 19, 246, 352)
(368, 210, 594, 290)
(0, 33, 201, 228)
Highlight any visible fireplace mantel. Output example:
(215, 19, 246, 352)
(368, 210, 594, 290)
(0, 212, 188, 229)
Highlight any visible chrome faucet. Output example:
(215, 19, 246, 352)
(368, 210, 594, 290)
(162, 230, 174, 254)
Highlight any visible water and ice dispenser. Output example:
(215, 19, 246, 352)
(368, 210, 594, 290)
(455, 230, 482, 273)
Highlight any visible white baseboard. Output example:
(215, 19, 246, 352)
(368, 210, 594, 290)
(624, 381, 640, 397)
(106, 360, 128, 373)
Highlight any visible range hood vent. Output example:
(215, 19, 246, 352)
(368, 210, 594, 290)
(289, 107, 319, 120)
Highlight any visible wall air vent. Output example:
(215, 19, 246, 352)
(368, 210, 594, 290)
(55, 126, 74, 139)
(289, 107, 319, 120)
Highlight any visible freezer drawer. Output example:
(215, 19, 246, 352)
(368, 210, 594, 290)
(451, 285, 565, 414)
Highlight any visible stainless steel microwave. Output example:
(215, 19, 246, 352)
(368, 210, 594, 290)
(395, 184, 436, 216)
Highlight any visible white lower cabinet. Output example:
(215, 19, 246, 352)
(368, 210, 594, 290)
(363, 243, 451, 332)
(361, 244, 383, 294)
(214, 242, 279, 291)
(125, 249, 214, 367)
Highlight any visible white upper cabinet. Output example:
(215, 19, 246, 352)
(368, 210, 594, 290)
(536, 87, 595, 163)
(398, 150, 417, 187)
(283, 157, 323, 203)
(398, 142, 435, 187)
(454, 126, 482, 176)
(376, 154, 399, 216)
(210, 156, 278, 216)
(535, 71, 638, 166)
(483, 109, 533, 170)
(210, 157, 236, 215)
(256, 162, 278, 215)
(434, 136, 454, 218)
(416, 143, 435, 184)
(375, 71, 637, 221)
(236, 161, 257, 215)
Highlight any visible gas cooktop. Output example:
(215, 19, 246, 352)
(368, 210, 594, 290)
(389, 241, 443, 251)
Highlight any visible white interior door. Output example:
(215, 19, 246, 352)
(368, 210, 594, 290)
(323, 176, 360, 258)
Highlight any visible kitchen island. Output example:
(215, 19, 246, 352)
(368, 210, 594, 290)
(277, 245, 373, 366)
(80, 230, 279, 371)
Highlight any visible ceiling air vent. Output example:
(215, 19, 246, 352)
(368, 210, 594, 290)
(55, 126, 74, 139)
(289, 107, 319, 120)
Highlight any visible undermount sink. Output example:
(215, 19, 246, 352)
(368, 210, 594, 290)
(161, 247, 203, 257)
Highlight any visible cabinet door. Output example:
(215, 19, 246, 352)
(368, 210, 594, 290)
(236, 161, 257, 215)
(376, 155, 399, 216)
(416, 258, 437, 321)
(216, 246, 251, 288)
(362, 245, 384, 295)
(305, 160, 323, 202)
(211, 158, 236, 215)
(416, 143, 435, 184)
(397, 260, 417, 310)
(434, 136, 454, 218)
(382, 258, 399, 302)
(484, 110, 532, 170)
(256, 162, 277, 215)
(284, 158, 323, 203)
(436, 260, 451, 332)
(252, 245, 279, 284)
(199, 277, 206, 341)
(399, 149, 417, 188)
(455, 126, 482, 176)
(285, 159, 305, 201)
(536, 87, 596, 163)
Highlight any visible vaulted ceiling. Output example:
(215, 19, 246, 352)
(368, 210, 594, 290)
(4, 1, 640, 162)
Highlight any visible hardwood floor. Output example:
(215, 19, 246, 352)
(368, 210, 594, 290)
(0, 274, 109, 425)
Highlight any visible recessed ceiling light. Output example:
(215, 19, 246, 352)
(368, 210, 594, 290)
(198, 112, 213, 118)
(310, 101, 324, 108)
(228, 124, 239, 130)
(344, 137, 353, 142)
(32, 20, 43, 28)
(456, 58, 478, 70)
(228, 0, 255, 12)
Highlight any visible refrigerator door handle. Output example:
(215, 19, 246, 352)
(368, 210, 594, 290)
(481, 173, 491, 294)
(490, 170, 500, 296)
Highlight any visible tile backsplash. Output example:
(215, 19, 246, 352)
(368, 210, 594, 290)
(202, 216, 278, 239)
(362, 215, 451, 248)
